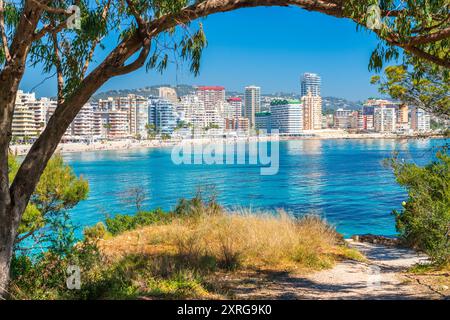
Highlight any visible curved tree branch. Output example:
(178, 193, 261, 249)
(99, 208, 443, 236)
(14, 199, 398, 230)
(9, 0, 346, 217)
(406, 27, 450, 46)
(30, 0, 74, 15)
(7, 0, 450, 245)
(402, 45, 450, 68)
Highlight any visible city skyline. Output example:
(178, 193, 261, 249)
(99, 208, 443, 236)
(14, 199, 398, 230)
(20, 7, 382, 101)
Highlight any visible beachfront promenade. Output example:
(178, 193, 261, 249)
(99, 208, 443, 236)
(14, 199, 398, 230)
(10, 130, 443, 156)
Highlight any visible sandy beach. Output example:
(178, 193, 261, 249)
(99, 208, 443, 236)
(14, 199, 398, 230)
(10, 130, 442, 156)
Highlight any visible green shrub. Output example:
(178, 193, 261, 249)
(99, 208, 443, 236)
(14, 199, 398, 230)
(174, 190, 222, 217)
(105, 208, 168, 236)
(9, 154, 88, 252)
(10, 239, 101, 299)
(388, 150, 450, 265)
(84, 222, 109, 242)
(104, 190, 222, 236)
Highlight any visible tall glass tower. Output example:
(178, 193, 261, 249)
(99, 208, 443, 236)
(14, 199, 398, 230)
(301, 73, 321, 97)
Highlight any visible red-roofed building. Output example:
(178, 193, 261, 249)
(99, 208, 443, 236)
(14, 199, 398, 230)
(196, 86, 226, 113)
(227, 97, 243, 118)
(197, 86, 225, 91)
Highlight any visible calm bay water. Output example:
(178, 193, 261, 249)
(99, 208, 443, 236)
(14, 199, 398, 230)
(65, 138, 446, 237)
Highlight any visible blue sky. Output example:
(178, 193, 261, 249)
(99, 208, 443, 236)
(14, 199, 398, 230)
(21, 6, 386, 101)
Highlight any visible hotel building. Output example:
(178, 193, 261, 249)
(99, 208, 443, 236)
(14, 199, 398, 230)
(129, 95, 149, 137)
(374, 105, 397, 133)
(244, 86, 261, 128)
(196, 86, 226, 129)
(270, 100, 302, 134)
(301, 91, 322, 130)
(255, 112, 272, 131)
(177, 94, 207, 130)
(69, 103, 96, 137)
(411, 107, 431, 132)
(12, 104, 37, 137)
(301, 73, 321, 97)
(94, 109, 129, 139)
(226, 97, 243, 119)
(148, 97, 178, 134)
(334, 109, 354, 129)
(196, 86, 225, 110)
(12, 90, 55, 137)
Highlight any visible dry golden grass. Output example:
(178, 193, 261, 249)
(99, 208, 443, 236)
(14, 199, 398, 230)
(100, 209, 362, 272)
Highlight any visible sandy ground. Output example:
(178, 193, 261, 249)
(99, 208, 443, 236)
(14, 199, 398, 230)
(11, 131, 441, 156)
(219, 240, 448, 300)
(10, 137, 261, 156)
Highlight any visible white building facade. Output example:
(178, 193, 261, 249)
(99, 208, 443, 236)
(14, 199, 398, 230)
(270, 100, 302, 134)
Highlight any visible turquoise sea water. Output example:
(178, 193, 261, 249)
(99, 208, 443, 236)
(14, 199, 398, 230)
(65, 138, 447, 238)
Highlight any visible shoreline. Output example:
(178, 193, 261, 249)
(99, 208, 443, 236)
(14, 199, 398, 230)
(10, 132, 446, 156)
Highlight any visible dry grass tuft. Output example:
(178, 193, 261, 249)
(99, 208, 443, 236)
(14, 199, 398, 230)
(101, 209, 359, 272)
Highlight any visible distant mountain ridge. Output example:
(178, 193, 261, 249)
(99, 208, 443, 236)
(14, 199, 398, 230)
(91, 85, 363, 110)
(91, 85, 196, 101)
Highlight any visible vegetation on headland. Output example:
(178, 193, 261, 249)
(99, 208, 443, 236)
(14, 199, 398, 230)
(8, 190, 364, 300)
(386, 148, 450, 266)
(7, 145, 450, 299)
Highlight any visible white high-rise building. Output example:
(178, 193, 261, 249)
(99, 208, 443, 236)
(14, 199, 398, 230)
(12, 90, 53, 137)
(270, 100, 302, 134)
(97, 94, 148, 138)
(148, 97, 178, 134)
(300, 73, 322, 131)
(226, 97, 243, 119)
(411, 107, 431, 132)
(196, 86, 226, 129)
(27, 97, 57, 134)
(11, 106, 36, 137)
(244, 86, 261, 128)
(196, 86, 225, 110)
(129, 95, 149, 138)
(70, 103, 95, 137)
(301, 73, 321, 97)
(177, 94, 207, 130)
(374, 106, 397, 133)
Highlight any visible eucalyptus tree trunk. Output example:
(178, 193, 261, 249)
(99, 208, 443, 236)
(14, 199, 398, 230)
(0, 1, 42, 298)
(0, 59, 28, 299)
(0, 71, 18, 297)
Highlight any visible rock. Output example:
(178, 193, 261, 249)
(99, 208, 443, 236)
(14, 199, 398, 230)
(351, 234, 400, 247)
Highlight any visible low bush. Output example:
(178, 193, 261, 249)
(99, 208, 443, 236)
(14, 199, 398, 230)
(104, 208, 168, 236)
(388, 150, 450, 265)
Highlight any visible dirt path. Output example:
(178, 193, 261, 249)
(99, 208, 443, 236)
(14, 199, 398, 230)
(222, 240, 447, 299)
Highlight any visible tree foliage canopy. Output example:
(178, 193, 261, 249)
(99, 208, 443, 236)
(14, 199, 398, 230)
(371, 58, 450, 118)
(8, 154, 88, 249)
(1, 1, 449, 98)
